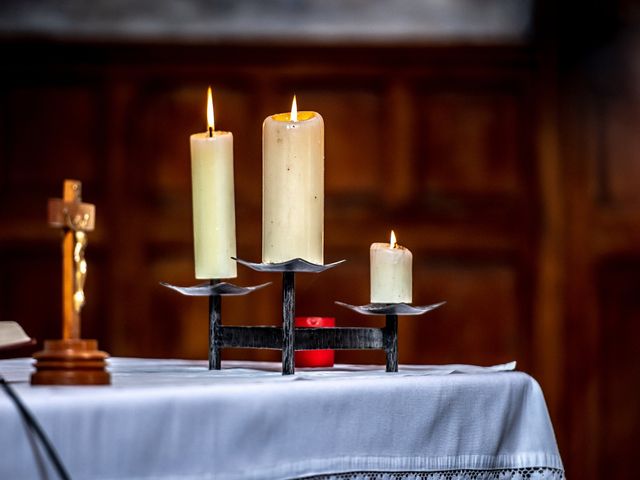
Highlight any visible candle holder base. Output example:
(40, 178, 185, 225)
(163, 261, 445, 375)
(31, 339, 110, 385)
(232, 258, 345, 374)
(334, 301, 446, 316)
(160, 281, 271, 297)
(233, 257, 345, 273)
(161, 280, 272, 370)
(335, 300, 446, 372)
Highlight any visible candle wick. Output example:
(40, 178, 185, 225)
(208, 126, 213, 137)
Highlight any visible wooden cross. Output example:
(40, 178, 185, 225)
(47, 180, 95, 340)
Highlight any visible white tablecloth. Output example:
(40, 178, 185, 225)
(0, 358, 564, 480)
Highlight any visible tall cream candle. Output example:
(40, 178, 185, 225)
(370, 230, 412, 303)
(262, 96, 324, 264)
(190, 87, 237, 279)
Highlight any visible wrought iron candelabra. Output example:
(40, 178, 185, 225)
(163, 257, 444, 375)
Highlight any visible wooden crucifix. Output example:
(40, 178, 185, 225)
(48, 179, 95, 340)
(31, 179, 110, 385)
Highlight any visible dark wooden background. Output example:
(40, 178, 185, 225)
(1, 3, 639, 478)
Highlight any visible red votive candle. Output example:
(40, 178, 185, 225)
(295, 317, 335, 368)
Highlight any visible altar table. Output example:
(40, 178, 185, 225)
(0, 358, 564, 480)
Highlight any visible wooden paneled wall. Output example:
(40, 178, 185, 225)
(0, 43, 538, 362)
(0, 40, 638, 478)
(560, 71, 640, 478)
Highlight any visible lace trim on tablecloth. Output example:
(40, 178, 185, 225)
(303, 467, 565, 480)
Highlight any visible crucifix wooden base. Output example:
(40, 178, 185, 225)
(31, 339, 110, 385)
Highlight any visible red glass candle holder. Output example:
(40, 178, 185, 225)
(295, 317, 335, 368)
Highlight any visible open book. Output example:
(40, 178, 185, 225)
(0, 321, 34, 350)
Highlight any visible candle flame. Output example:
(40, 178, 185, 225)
(390, 230, 398, 248)
(291, 94, 298, 122)
(207, 86, 215, 133)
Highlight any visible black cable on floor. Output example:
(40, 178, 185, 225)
(0, 375, 71, 480)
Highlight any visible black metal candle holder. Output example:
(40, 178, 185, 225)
(163, 259, 445, 375)
(160, 280, 271, 370)
(232, 258, 345, 374)
(334, 301, 446, 372)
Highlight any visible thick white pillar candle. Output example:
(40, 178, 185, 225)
(262, 96, 324, 264)
(190, 88, 237, 279)
(370, 230, 412, 303)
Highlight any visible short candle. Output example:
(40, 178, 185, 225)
(295, 317, 335, 368)
(370, 230, 412, 303)
(190, 87, 237, 279)
(262, 95, 324, 264)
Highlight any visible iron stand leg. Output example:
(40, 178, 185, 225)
(282, 271, 295, 375)
(209, 279, 221, 370)
(385, 314, 398, 372)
